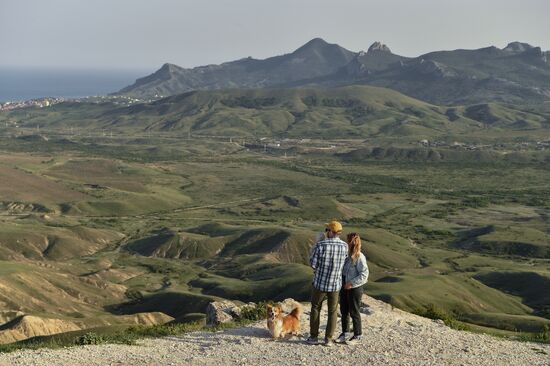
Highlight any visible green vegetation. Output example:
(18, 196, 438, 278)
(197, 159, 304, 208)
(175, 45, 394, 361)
(1, 86, 549, 140)
(0, 89, 548, 346)
(413, 304, 470, 331)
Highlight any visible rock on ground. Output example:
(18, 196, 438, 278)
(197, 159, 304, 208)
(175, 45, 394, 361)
(205, 300, 254, 326)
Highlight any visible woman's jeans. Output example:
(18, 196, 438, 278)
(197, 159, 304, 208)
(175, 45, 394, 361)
(340, 286, 363, 336)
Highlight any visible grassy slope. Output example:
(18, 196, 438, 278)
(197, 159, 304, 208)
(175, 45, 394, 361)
(1, 86, 548, 140)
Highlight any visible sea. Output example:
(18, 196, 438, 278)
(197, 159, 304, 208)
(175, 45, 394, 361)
(0, 67, 152, 102)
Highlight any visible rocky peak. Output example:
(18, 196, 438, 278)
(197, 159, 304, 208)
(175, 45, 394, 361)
(293, 38, 331, 53)
(503, 42, 535, 53)
(149, 63, 183, 82)
(305, 37, 329, 46)
(368, 41, 391, 53)
(158, 63, 181, 74)
(289, 38, 356, 69)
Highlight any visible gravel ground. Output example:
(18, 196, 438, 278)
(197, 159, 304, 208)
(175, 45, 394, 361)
(0, 296, 548, 366)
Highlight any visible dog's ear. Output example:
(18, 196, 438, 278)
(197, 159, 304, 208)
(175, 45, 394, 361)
(266, 304, 272, 311)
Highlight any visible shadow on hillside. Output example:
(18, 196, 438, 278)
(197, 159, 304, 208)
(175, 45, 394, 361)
(474, 271, 550, 319)
(105, 291, 214, 318)
(451, 225, 549, 258)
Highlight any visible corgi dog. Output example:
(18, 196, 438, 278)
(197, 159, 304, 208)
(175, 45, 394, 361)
(266, 302, 303, 339)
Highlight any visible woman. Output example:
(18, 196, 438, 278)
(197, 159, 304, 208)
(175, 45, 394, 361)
(336, 233, 369, 344)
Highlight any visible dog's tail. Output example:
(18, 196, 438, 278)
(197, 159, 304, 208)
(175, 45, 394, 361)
(290, 302, 303, 319)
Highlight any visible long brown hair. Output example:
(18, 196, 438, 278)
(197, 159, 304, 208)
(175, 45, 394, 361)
(347, 233, 361, 264)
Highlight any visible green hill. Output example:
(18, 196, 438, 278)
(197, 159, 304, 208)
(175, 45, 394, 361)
(475, 272, 550, 318)
(125, 225, 315, 265)
(452, 225, 550, 258)
(3, 85, 549, 139)
(125, 228, 225, 259)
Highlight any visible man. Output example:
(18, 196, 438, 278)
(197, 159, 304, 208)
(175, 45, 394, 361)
(307, 220, 348, 347)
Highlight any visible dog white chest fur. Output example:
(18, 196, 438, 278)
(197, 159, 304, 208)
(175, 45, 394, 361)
(267, 317, 284, 338)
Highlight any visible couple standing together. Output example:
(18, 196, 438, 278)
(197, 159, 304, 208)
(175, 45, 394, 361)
(308, 220, 369, 347)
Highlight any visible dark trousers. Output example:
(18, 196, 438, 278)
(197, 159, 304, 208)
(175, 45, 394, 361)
(310, 287, 339, 340)
(340, 286, 363, 336)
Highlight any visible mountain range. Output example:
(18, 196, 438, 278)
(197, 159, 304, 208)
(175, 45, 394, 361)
(117, 38, 550, 105)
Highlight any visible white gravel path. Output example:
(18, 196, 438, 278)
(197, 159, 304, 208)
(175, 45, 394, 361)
(0, 296, 548, 366)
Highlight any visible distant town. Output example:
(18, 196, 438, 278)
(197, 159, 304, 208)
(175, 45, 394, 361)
(0, 97, 66, 111)
(0, 95, 149, 111)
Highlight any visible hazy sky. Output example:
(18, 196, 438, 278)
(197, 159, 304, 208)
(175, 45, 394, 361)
(1, 0, 549, 71)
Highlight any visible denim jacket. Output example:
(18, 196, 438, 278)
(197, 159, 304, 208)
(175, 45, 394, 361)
(342, 252, 369, 288)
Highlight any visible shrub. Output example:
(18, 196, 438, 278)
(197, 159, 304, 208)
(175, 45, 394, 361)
(125, 321, 204, 338)
(518, 325, 550, 344)
(240, 302, 269, 321)
(536, 325, 550, 342)
(414, 304, 470, 331)
(74, 332, 105, 345)
(124, 289, 143, 302)
(420, 304, 453, 322)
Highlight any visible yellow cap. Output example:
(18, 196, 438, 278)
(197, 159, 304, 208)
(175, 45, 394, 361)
(325, 220, 343, 233)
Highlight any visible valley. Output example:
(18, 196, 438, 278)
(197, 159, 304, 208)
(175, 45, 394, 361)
(0, 91, 548, 345)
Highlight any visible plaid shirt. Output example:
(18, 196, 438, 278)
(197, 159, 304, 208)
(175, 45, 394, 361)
(310, 237, 348, 292)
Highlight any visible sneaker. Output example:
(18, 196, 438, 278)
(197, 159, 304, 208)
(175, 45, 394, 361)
(335, 333, 347, 344)
(323, 338, 334, 347)
(346, 335, 362, 345)
(306, 336, 319, 345)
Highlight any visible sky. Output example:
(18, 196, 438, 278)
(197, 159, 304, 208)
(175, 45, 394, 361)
(1, 0, 549, 71)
